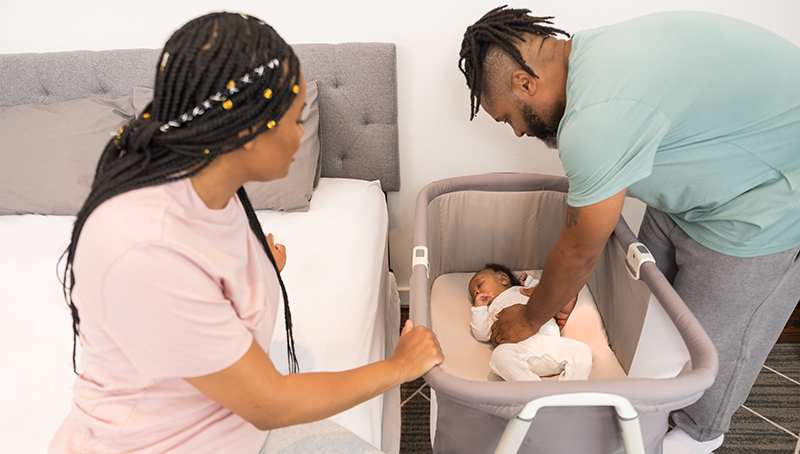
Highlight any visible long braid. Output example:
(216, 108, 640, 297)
(459, 5, 570, 119)
(63, 12, 301, 373)
(237, 188, 299, 374)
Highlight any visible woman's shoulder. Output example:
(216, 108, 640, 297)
(79, 179, 247, 266)
(87, 183, 180, 241)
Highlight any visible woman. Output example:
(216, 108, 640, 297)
(50, 12, 442, 453)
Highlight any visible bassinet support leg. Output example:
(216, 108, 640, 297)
(493, 393, 645, 454)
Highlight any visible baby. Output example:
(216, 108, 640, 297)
(469, 264, 592, 381)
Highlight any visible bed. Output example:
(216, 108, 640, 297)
(0, 44, 401, 454)
(410, 173, 719, 454)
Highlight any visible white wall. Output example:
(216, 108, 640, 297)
(3, 0, 799, 294)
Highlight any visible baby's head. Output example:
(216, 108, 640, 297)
(468, 263, 515, 305)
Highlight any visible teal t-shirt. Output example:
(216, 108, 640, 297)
(558, 11, 800, 257)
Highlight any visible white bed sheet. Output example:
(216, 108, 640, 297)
(0, 177, 392, 453)
(257, 178, 391, 449)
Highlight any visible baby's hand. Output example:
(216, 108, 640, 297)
(474, 293, 493, 307)
(518, 272, 529, 286)
(520, 285, 537, 297)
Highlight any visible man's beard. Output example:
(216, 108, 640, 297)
(519, 100, 562, 149)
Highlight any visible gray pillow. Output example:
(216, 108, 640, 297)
(244, 79, 321, 211)
(0, 81, 321, 215)
(0, 96, 134, 215)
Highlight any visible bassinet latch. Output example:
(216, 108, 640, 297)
(412, 246, 429, 278)
(625, 242, 655, 280)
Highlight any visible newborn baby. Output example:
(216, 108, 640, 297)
(469, 264, 592, 381)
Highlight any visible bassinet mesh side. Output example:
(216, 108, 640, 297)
(421, 180, 649, 373)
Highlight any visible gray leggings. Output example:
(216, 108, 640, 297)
(258, 419, 383, 454)
(638, 206, 800, 442)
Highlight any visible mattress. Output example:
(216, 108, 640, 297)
(429, 271, 627, 383)
(0, 177, 396, 453)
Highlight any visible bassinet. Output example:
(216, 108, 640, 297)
(409, 173, 718, 454)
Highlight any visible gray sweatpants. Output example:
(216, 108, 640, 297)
(638, 206, 800, 442)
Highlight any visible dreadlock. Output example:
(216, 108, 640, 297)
(62, 12, 301, 374)
(459, 5, 570, 119)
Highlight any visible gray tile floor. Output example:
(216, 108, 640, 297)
(400, 342, 800, 454)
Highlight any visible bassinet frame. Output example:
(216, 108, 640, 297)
(410, 173, 718, 454)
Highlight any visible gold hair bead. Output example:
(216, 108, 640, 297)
(263, 88, 273, 99)
(292, 85, 300, 94)
(267, 120, 276, 129)
(203, 149, 210, 154)
(223, 100, 233, 110)
(142, 113, 151, 119)
(226, 80, 236, 90)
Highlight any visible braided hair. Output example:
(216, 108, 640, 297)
(459, 5, 569, 119)
(63, 12, 301, 374)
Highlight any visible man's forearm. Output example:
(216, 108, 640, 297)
(523, 239, 601, 328)
(491, 190, 626, 344)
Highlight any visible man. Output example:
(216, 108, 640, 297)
(459, 6, 800, 454)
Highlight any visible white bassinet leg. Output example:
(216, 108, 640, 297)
(429, 388, 437, 448)
(493, 393, 645, 454)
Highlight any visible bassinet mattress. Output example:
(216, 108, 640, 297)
(430, 272, 627, 382)
(0, 177, 392, 453)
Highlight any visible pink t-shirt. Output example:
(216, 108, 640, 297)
(50, 179, 280, 453)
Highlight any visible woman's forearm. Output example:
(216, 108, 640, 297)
(185, 321, 442, 431)
(259, 358, 402, 429)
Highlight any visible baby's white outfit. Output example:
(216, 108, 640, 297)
(471, 278, 592, 381)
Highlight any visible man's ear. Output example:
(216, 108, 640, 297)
(511, 69, 538, 97)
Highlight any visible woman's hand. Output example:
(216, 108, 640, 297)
(390, 320, 444, 383)
(266, 233, 286, 272)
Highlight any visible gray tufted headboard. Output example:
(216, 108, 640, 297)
(0, 43, 400, 191)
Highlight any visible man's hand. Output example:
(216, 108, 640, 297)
(554, 294, 577, 330)
(266, 233, 286, 272)
(491, 304, 538, 345)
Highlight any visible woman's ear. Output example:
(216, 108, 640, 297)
(237, 125, 259, 150)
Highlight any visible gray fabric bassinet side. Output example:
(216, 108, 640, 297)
(410, 173, 718, 454)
